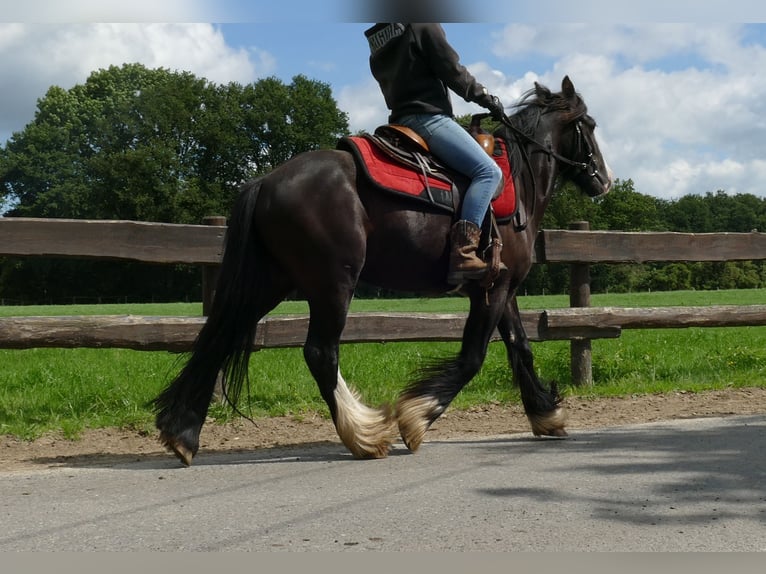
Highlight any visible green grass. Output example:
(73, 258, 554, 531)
(1, 289, 764, 439)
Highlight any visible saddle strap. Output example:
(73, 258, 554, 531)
(364, 133, 454, 186)
(480, 210, 505, 289)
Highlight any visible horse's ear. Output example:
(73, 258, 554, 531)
(562, 76, 576, 98)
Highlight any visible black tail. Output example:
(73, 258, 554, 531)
(154, 178, 272, 437)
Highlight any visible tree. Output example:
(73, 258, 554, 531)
(641, 263, 693, 292)
(591, 179, 664, 231)
(1, 65, 349, 223)
(0, 64, 349, 303)
(540, 181, 601, 230)
(663, 193, 713, 232)
(241, 74, 349, 173)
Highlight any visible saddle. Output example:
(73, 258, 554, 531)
(336, 123, 518, 223)
(337, 126, 463, 213)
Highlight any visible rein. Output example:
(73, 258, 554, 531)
(498, 111, 607, 188)
(483, 106, 605, 232)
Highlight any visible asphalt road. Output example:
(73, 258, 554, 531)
(1, 414, 764, 551)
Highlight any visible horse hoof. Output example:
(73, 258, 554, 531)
(396, 395, 440, 453)
(397, 420, 426, 452)
(527, 407, 569, 438)
(342, 412, 397, 459)
(402, 434, 425, 453)
(533, 427, 569, 439)
(159, 432, 195, 466)
(351, 442, 393, 460)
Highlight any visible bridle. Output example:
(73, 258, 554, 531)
(569, 120, 609, 188)
(498, 112, 607, 189)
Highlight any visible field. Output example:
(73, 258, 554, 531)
(1, 289, 765, 441)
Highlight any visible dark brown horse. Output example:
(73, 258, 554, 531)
(154, 76, 613, 465)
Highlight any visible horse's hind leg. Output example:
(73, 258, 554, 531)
(396, 274, 511, 452)
(303, 294, 397, 459)
(155, 274, 292, 466)
(497, 295, 567, 437)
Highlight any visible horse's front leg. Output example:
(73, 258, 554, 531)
(497, 294, 568, 437)
(303, 296, 398, 459)
(396, 274, 511, 452)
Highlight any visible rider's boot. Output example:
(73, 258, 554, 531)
(447, 220, 489, 285)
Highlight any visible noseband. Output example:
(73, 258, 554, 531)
(569, 121, 609, 188)
(500, 114, 605, 187)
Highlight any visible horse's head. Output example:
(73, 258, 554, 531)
(552, 76, 613, 197)
(499, 76, 613, 200)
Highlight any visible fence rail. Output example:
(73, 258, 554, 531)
(1, 217, 764, 385)
(536, 229, 766, 263)
(0, 217, 225, 264)
(4, 217, 764, 264)
(0, 311, 614, 351)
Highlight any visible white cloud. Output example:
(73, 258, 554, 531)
(44, 24, 260, 83)
(0, 23, 24, 49)
(342, 23, 766, 198)
(491, 23, 746, 64)
(496, 1, 766, 23)
(0, 0, 224, 22)
(339, 78, 389, 134)
(342, 62, 535, 135)
(483, 23, 766, 199)
(2, 20, 765, 202)
(636, 157, 764, 199)
(0, 23, 273, 141)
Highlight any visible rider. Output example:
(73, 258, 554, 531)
(365, 22, 506, 285)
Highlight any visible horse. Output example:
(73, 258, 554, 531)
(153, 76, 613, 466)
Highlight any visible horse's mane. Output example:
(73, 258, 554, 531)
(510, 82, 588, 130)
(498, 82, 589, 194)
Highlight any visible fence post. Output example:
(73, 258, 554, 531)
(202, 215, 227, 401)
(201, 216, 226, 317)
(569, 221, 593, 386)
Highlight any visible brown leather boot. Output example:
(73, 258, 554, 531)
(447, 220, 488, 285)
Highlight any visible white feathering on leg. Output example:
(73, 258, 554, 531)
(396, 394, 441, 452)
(528, 407, 569, 437)
(333, 370, 396, 459)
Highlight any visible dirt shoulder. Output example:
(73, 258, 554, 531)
(2, 387, 766, 473)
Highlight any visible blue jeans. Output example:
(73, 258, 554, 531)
(397, 113, 503, 227)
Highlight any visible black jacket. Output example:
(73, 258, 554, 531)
(365, 23, 493, 122)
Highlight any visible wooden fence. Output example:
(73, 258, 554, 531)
(1, 217, 765, 385)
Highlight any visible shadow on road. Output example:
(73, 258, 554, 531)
(466, 414, 766, 527)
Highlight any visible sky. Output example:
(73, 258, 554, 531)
(1, 1, 766, 201)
